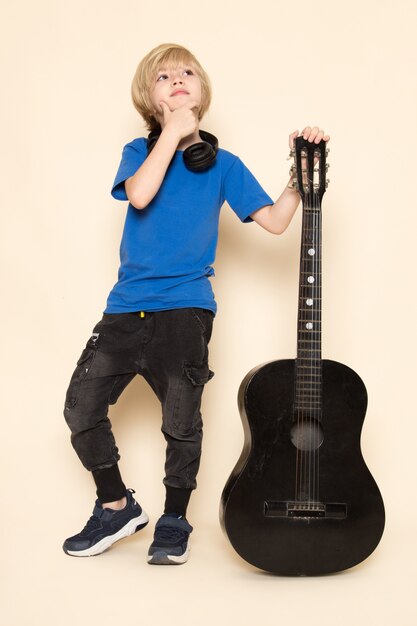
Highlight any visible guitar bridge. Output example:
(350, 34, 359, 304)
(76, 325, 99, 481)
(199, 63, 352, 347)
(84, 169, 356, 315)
(264, 501, 347, 519)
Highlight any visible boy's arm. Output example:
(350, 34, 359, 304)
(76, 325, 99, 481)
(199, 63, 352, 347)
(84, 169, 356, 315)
(125, 101, 199, 209)
(250, 127, 330, 235)
(250, 183, 300, 235)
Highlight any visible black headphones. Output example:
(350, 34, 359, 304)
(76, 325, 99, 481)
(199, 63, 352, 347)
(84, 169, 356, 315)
(147, 129, 218, 172)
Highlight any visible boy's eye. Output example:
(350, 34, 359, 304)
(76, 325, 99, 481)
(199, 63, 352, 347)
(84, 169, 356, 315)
(183, 69, 193, 76)
(157, 74, 168, 82)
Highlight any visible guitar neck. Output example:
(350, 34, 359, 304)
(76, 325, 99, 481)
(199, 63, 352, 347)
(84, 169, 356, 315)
(295, 202, 322, 414)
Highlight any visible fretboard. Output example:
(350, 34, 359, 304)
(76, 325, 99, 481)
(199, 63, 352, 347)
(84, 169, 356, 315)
(294, 204, 322, 415)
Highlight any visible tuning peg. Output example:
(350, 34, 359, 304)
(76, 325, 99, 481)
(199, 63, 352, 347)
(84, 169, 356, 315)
(325, 179, 330, 188)
(326, 148, 330, 155)
(287, 150, 295, 160)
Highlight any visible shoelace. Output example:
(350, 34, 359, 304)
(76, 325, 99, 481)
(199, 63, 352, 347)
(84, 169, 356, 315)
(80, 514, 102, 535)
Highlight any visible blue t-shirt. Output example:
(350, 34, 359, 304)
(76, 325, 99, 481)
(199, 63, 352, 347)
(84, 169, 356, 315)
(105, 137, 273, 314)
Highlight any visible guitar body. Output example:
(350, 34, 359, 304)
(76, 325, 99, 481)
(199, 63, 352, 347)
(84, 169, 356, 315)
(220, 358, 385, 575)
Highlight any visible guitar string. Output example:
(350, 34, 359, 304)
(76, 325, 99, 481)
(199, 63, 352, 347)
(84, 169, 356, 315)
(308, 152, 315, 507)
(317, 158, 322, 506)
(313, 148, 323, 507)
(313, 161, 318, 506)
(296, 147, 303, 504)
(304, 153, 312, 506)
(296, 145, 323, 506)
(297, 148, 306, 504)
(306, 180, 311, 506)
(308, 148, 321, 507)
(295, 155, 301, 503)
(312, 151, 320, 506)
(296, 143, 324, 508)
(314, 164, 320, 506)
(307, 176, 317, 507)
(300, 150, 311, 505)
(307, 175, 313, 506)
(301, 151, 309, 504)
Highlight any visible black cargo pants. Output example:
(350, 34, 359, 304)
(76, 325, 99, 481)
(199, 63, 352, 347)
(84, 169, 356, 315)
(63, 308, 214, 491)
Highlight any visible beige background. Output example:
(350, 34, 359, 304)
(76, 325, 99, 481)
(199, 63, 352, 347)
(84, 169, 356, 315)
(1, 0, 416, 624)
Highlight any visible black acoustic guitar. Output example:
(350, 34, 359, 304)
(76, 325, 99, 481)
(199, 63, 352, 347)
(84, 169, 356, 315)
(220, 137, 385, 575)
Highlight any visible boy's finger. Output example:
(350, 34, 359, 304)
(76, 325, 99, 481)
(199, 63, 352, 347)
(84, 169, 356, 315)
(289, 130, 299, 148)
(159, 101, 172, 116)
(308, 126, 319, 142)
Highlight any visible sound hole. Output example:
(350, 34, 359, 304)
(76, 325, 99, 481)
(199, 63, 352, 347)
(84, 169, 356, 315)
(290, 420, 324, 451)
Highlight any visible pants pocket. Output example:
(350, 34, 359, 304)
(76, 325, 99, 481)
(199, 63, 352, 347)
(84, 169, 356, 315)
(189, 308, 214, 343)
(184, 362, 214, 386)
(64, 347, 97, 409)
(161, 361, 214, 439)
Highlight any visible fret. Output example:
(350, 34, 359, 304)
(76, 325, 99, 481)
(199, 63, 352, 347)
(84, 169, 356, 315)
(297, 349, 322, 353)
(295, 393, 322, 398)
(294, 404, 322, 409)
(297, 338, 322, 342)
(300, 272, 322, 276)
(295, 395, 322, 399)
(298, 337, 321, 341)
(297, 359, 321, 371)
(294, 373, 321, 381)
(298, 296, 322, 300)
(295, 402, 322, 407)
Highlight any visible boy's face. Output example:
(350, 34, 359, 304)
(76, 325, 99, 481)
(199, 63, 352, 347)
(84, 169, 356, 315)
(150, 64, 202, 119)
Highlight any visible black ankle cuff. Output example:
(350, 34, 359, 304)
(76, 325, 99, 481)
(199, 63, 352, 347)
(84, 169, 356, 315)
(164, 486, 192, 517)
(92, 464, 126, 503)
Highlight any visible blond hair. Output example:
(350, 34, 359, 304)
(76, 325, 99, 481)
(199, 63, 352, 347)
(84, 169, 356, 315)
(131, 43, 212, 131)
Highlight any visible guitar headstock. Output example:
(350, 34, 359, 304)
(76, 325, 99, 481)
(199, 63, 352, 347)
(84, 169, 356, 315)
(288, 136, 329, 204)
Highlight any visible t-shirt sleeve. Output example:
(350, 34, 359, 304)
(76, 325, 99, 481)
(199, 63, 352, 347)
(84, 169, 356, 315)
(111, 139, 147, 201)
(223, 157, 274, 223)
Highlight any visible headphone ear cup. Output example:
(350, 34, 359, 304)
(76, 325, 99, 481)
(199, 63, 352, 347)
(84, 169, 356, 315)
(147, 129, 218, 172)
(183, 131, 218, 172)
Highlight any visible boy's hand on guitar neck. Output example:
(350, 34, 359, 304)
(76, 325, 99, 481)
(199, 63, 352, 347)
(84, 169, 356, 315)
(289, 126, 330, 149)
(289, 126, 331, 178)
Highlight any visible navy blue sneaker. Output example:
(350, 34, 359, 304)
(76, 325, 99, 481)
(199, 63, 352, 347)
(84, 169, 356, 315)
(63, 488, 148, 557)
(147, 513, 193, 565)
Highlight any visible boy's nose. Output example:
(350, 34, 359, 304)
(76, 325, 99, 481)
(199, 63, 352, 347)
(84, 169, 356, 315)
(172, 76, 184, 86)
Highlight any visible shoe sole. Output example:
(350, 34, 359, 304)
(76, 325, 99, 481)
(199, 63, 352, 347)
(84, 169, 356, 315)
(64, 510, 149, 557)
(147, 545, 190, 565)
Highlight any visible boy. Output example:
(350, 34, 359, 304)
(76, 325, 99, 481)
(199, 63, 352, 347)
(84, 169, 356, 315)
(63, 43, 329, 564)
